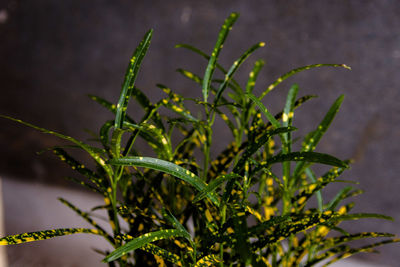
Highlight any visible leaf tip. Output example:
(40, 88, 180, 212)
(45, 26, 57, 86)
(342, 64, 352, 70)
(230, 12, 240, 19)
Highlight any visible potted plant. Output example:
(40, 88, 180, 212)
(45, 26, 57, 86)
(1, 12, 397, 266)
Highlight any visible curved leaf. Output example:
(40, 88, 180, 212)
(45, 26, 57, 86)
(266, 152, 348, 169)
(260, 64, 351, 100)
(108, 156, 219, 206)
(203, 12, 239, 103)
(58, 198, 113, 243)
(194, 173, 241, 203)
(246, 59, 265, 93)
(140, 243, 181, 264)
(0, 115, 113, 177)
(233, 126, 297, 173)
(0, 228, 100, 245)
(162, 209, 192, 243)
(333, 213, 394, 222)
(246, 92, 281, 128)
(103, 229, 188, 262)
(214, 42, 265, 106)
(52, 148, 105, 192)
(175, 43, 241, 90)
(195, 254, 221, 266)
(115, 29, 153, 128)
(294, 95, 345, 178)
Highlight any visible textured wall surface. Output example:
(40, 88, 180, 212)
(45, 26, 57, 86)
(0, 0, 399, 265)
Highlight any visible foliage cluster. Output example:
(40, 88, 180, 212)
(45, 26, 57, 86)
(1, 13, 398, 267)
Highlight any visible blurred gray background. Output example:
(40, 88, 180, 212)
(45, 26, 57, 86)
(0, 0, 399, 266)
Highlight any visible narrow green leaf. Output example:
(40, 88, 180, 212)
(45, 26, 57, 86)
(52, 148, 105, 192)
(0, 115, 113, 177)
(194, 173, 241, 203)
(175, 44, 242, 91)
(322, 239, 400, 267)
(99, 120, 114, 149)
(317, 232, 395, 253)
(195, 254, 221, 266)
(103, 229, 188, 262)
(251, 212, 336, 249)
(305, 239, 400, 267)
(162, 209, 192, 243)
(260, 64, 351, 100)
(282, 84, 298, 129)
(108, 156, 219, 206)
(140, 243, 181, 264)
(246, 59, 265, 93)
(111, 128, 125, 157)
(214, 42, 265, 106)
(233, 127, 297, 173)
(326, 186, 354, 211)
(64, 176, 102, 194)
(115, 29, 153, 129)
(267, 151, 348, 168)
(246, 92, 281, 128)
(176, 68, 241, 120)
(58, 198, 113, 244)
(291, 165, 348, 206)
(162, 102, 199, 123)
(202, 12, 239, 103)
(123, 121, 172, 159)
(282, 84, 299, 189)
(305, 167, 323, 212)
(294, 95, 345, 178)
(88, 95, 118, 114)
(214, 107, 237, 137)
(247, 215, 292, 236)
(130, 86, 165, 132)
(0, 228, 100, 245)
(266, 95, 317, 129)
(333, 213, 394, 222)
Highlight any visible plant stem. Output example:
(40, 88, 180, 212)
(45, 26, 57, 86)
(202, 125, 212, 181)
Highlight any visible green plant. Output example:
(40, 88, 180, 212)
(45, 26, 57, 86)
(1, 12, 398, 267)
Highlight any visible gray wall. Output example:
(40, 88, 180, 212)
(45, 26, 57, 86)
(1, 0, 399, 265)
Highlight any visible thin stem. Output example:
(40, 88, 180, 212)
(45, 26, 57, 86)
(202, 125, 212, 181)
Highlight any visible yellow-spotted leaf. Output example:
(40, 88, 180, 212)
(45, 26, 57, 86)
(202, 12, 239, 103)
(293, 95, 345, 178)
(115, 29, 153, 129)
(103, 229, 188, 262)
(259, 64, 351, 100)
(213, 42, 265, 106)
(195, 254, 221, 266)
(108, 156, 219, 206)
(193, 173, 241, 203)
(265, 152, 348, 169)
(0, 228, 100, 245)
(140, 243, 181, 264)
(0, 115, 113, 177)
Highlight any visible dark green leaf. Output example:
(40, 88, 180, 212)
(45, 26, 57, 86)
(294, 95, 345, 177)
(115, 29, 153, 128)
(108, 156, 219, 206)
(202, 12, 239, 103)
(267, 152, 348, 168)
(214, 42, 265, 106)
(194, 173, 241, 203)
